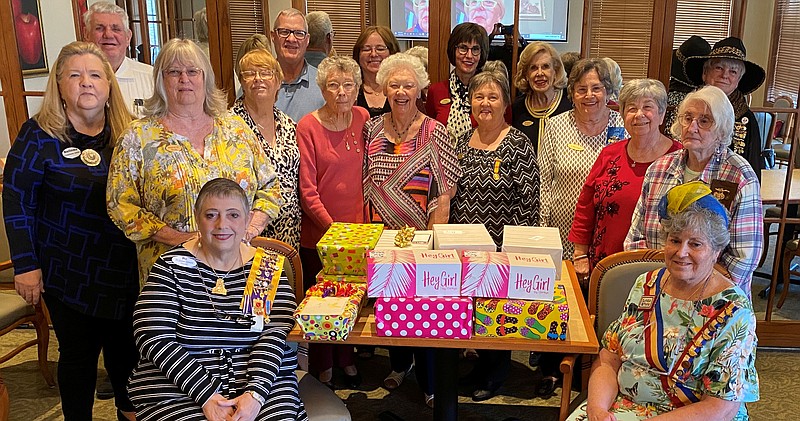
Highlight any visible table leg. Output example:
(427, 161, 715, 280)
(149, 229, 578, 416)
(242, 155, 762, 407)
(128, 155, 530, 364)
(434, 348, 459, 421)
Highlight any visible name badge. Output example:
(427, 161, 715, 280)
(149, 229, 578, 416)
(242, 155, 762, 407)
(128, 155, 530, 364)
(638, 295, 656, 311)
(522, 120, 534, 127)
(440, 98, 451, 105)
(250, 314, 265, 332)
(567, 143, 584, 151)
(165, 145, 182, 153)
(62, 147, 81, 159)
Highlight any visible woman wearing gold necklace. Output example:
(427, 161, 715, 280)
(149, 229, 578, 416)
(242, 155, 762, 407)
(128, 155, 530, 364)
(511, 41, 573, 153)
(231, 49, 301, 251)
(129, 178, 308, 421)
(362, 53, 461, 408)
(296, 56, 368, 390)
(353, 26, 400, 118)
(567, 182, 759, 421)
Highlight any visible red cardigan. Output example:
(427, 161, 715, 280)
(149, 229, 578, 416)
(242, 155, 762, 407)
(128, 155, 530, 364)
(425, 80, 512, 127)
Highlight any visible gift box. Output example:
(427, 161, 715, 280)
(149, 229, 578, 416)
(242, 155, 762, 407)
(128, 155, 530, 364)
(367, 249, 462, 297)
(502, 225, 564, 279)
(374, 229, 434, 250)
(374, 297, 473, 339)
(507, 253, 557, 301)
(460, 250, 510, 298)
(474, 285, 569, 340)
(294, 281, 366, 341)
(317, 223, 384, 275)
(432, 224, 495, 253)
(316, 271, 367, 284)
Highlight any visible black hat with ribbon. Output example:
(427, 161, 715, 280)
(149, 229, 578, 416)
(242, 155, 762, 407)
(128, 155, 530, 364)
(684, 36, 766, 95)
(671, 36, 711, 90)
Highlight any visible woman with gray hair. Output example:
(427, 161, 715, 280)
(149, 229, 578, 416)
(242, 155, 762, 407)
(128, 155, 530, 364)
(569, 181, 759, 421)
(363, 53, 461, 406)
(107, 38, 283, 286)
(450, 61, 540, 402)
(538, 58, 626, 260)
(512, 41, 572, 152)
(625, 85, 763, 298)
(296, 55, 368, 389)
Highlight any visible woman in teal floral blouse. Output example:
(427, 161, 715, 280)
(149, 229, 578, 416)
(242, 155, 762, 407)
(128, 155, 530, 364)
(569, 181, 759, 421)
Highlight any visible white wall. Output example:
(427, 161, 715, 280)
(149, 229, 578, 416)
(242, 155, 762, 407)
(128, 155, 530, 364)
(742, 0, 775, 106)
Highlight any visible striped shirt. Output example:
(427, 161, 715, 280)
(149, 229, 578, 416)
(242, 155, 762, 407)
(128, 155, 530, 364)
(129, 246, 307, 420)
(624, 148, 763, 298)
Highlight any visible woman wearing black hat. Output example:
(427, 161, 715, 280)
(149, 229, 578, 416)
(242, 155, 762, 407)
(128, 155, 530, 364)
(684, 36, 767, 180)
(664, 36, 711, 132)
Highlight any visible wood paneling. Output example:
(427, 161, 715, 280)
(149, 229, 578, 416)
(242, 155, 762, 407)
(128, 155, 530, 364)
(0, 0, 29, 141)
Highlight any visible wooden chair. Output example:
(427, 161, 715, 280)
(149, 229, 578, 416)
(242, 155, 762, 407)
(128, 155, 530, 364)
(0, 261, 54, 388)
(581, 250, 731, 388)
(248, 237, 351, 421)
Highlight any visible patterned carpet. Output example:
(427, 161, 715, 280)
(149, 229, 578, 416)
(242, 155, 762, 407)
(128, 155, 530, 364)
(0, 329, 797, 421)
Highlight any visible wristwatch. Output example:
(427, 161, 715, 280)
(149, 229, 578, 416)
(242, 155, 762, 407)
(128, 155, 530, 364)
(246, 390, 266, 406)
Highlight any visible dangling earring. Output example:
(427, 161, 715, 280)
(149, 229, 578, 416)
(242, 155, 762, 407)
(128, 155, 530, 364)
(714, 143, 722, 164)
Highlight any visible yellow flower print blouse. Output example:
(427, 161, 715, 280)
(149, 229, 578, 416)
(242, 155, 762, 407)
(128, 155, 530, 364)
(107, 115, 283, 286)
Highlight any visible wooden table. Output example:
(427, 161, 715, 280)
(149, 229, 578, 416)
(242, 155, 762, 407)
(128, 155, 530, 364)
(761, 168, 800, 204)
(288, 261, 599, 421)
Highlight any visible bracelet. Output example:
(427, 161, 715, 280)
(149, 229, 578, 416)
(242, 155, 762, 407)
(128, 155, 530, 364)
(573, 254, 588, 261)
(246, 390, 266, 406)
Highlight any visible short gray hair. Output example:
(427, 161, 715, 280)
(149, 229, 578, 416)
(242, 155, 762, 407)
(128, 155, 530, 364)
(619, 78, 668, 115)
(376, 54, 430, 91)
(195, 178, 250, 216)
(193, 8, 208, 43)
(405, 46, 428, 71)
(84, 1, 130, 32)
(601, 57, 622, 102)
(469, 61, 511, 107)
(145, 38, 227, 118)
(316, 56, 362, 91)
(306, 11, 332, 49)
(274, 8, 307, 31)
(660, 203, 730, 253)
(669, 85, 735, 147)
(567, 58, 614, 100)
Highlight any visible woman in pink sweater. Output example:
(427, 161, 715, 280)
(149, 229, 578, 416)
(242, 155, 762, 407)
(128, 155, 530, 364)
(296, 56, 369, 390)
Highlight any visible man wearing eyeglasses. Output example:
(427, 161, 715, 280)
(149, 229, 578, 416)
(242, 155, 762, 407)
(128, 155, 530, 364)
(465, 0, 506, 35)
(83, 1, 153, 118)
(305, 11, 334, 68)
(271, 8, 325, 122)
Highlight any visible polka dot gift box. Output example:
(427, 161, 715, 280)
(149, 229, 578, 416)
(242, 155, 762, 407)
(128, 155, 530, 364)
(374, 296, 473, 339)
(316, 223, 384, 276)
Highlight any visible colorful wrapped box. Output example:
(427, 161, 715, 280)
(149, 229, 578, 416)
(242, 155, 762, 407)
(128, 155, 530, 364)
(507, 253, 557, 301)
(502, 225, 564, 279)
(414, 249, 462, 297)
(294, 281, 366, 341)
(316, 271, 367, 284)
(374, 229, 434, 250)
(460, 250, 510, 298)
(316, 223, 384, 275)
(374, 297, 473, 339)
(367, 249, 416, 297)
(432, 224, 495, 253)
(474, 285, 569, 340)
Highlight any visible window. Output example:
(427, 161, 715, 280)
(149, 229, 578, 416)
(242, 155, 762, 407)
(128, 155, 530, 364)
(672, 0, 732, 49)
(767, 0, 800, 104)
(306, 0, 372, 59)
(586, 0, 655, 81)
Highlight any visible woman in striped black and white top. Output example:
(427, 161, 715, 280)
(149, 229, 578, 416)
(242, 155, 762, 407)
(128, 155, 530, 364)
(128, 178, 307, 421)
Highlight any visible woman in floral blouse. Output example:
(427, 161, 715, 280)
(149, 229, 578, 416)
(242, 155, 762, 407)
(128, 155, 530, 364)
(107, 38, 282, 286)
(568, 182, 759, 421)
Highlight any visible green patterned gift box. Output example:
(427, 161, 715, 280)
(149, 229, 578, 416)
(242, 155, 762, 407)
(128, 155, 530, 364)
(316, 223, 384, 276)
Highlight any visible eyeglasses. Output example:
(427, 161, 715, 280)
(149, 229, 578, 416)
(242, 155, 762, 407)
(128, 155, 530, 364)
(361, 45, 389, 54)
(163, 68, 203, 78)
(241, 70, 276, 81)
(275, 28, 308, 40)
(456, 44, 482, 56)
(326, 81, 357, 92)
(412, 0, 429, 6)
(679, 113, 715, 130)
(214, 309, 256, 327)
(465, 0, 498, 8)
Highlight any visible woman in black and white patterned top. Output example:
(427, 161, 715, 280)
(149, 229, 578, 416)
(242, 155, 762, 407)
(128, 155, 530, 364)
(128, 179, 307, 421)
(231, 48, 301, 250)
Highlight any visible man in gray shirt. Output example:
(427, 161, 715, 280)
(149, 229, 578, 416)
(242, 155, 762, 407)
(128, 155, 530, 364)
(271, 8, 325, 122)
(304, 11, 333, 68)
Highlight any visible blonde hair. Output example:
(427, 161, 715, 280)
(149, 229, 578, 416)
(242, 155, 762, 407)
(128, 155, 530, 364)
(237, 49, 284, 101)
(515, 41, 567, 93)
(35, 41, 132, 145)
(235, 34, 271, 75)
(145, 38, 227, 118)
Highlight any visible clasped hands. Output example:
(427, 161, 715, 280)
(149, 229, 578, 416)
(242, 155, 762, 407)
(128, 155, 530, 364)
(202, 392, 261, 421)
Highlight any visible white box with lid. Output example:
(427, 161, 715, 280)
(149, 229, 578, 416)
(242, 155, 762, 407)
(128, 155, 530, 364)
(502, 226, 563, 279)
(432, 224, 495, 253)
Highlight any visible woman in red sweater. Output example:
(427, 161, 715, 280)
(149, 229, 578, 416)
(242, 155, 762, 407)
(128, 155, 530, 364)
(296, 56, 370, 390)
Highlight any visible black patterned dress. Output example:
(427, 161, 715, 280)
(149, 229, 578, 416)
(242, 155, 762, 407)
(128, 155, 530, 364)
(232, 100, 301, 249)
(449, 127, 540, 248)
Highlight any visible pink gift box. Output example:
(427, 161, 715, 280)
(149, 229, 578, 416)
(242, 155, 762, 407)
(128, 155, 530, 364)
(507, 253, 557, 301)
(461, 251, 511, 298)
(413, 250, 461, 297)
(374, 297, 473, 339)
(367, 249, 462, 298)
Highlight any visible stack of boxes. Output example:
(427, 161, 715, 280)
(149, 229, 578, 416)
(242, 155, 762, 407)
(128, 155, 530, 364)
(294, 223, 383, 341)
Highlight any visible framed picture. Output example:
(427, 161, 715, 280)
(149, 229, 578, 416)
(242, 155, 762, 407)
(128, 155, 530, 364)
(12, 0, 48, 75)
(72, 0, 89, 39)
(520, 0, 546, 21)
